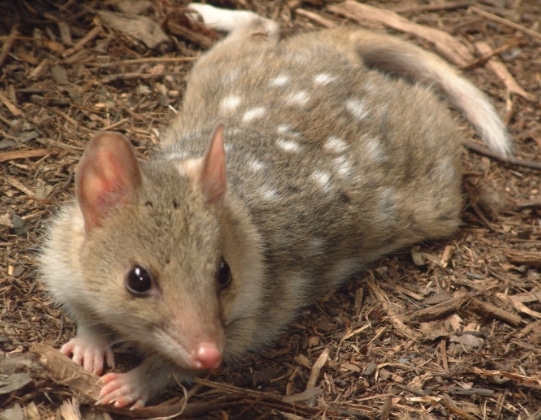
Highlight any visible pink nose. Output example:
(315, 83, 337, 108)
(192, 343, 222, 370)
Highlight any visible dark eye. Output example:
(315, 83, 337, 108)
(125, 265, 153, 296)
(216, 258, 232, 290)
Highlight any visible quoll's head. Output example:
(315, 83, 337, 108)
(75, 127, 229, 372)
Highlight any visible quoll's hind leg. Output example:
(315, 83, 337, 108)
(187, 3, 280, 42)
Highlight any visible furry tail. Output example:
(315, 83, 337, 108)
(346, 30, 511, 157)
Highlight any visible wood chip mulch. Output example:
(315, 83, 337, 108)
(1, 0, 540, 419)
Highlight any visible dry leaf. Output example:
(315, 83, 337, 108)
(0, 372, 32, 395)
(97, 10, 169, 49)
(450, 334, 485, 348)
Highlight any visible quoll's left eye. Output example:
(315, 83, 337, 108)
(216, 258, 232, 290)
(125, 265, 153, 296)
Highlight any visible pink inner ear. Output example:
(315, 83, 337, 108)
(76, 132, 142, 232)
(200, 124, 227, 204)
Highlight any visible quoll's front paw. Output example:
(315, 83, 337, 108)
(60, 335, 115, 376)
(98, 370, 150, 409)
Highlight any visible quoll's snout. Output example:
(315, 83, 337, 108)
(192, 342, 222, 370)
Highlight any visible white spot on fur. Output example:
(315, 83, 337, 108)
(363, 81, 376, 93)
(270, 74, 290, 87)
(334, 156, 353, 178)
(364, 137, 385, 163)
(242, 107, 267, 122)
(174, 162, 187, 177)
(249, 159, 265, 172)
(178, 157, 199, 176)
(437, 158, 456, 180)
(308, 238, 325, 256)
(276, 139, 301, 153)
(378, 187, 397, 223)
(277, 124, 292, 134)
(259, 185, 279, 200)
(226, 128, 243, 136)
(345, 98, 368, 120)
(313, 73, 336, 86)
(224, 69, 240, 84)
(277, 124, 300, 138)
(292, 52, 311, 64)
(310, 170, 332, 191)
(324, 136, 348, 154)
(166, 151, 188, 160)
(286, 91, 310, 106)
(220, 95, 242, 111)
(284, 273, 309, 307)
(380, 187, 395, 205)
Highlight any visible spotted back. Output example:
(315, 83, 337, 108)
(161, 27, 463, 327)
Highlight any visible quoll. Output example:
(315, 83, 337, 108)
(40, 3, 510, 408)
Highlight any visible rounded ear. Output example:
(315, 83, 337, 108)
(75, 132, 142, 233)
(200, 124, 227, 204)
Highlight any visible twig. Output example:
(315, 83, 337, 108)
(295, 9, 337, 28)
(448, 386, 495, 397)
(503, 250, 541, 268)
(393, 2, 473, 14)
(0, 148, 60, 163)
(468, 298, 522, 326)
(441, 394, 477, 420)
(48, 107, 80, 127)
(0, 89, 23, 117)
(101, 118, 130, 131)
(464, 140, 541, 170)
(164, 12, 217, 49)
(439, 339, 449, 373)
(394, 384, 430, 396)
(409, 291, 469, 322)
(62, 26, 102, 58)
(470, 366, 541, 389)
(6, 176, 35, 197)
(460, 38, 523, 70)
(469, 6, 541, 44)
(101, 72, 181, 83)
(89, 56, 197, 68)
(306, 348, 329, 389)
(380, 397, 393, 420)
(515, 199, 541, 210)
(368, 278, 423, 340)
(473, 41, 535, 101)
(194, 378, 369, 418)
(0, 23, 19, 68)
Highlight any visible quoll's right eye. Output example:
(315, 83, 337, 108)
(216, 258, 232, 290)
(125, 265, 153, 296)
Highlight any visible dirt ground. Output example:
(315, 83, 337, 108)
(1, 0, 540, 419)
